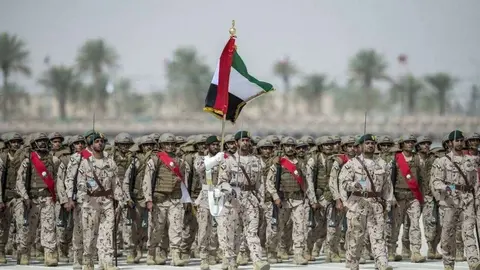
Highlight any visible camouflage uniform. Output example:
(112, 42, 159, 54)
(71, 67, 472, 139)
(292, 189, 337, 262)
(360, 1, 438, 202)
(430, 130, 480, 270)
(143, 133, 191, 266)
(338, 134, 393, 270)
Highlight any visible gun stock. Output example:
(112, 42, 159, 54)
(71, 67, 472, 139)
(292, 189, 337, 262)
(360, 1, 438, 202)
(271, 159, 282, 229)
(24, 151, 32, 226)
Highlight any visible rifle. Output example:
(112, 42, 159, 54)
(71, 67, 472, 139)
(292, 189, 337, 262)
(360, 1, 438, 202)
(60, 156, 82, 228)
(113, 200, 120, 267)
(126, 155, 137, 226)
(1, 155, 9, 206)
(271, 158, 282, 229)
(23, 151, 32, 226)
(388, 157, 397, 224)
(308, 156, 319, 228)
(327, 203, 337, 228)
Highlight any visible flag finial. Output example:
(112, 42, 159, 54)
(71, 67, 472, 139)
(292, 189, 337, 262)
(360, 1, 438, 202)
(229, 20, 236, 37)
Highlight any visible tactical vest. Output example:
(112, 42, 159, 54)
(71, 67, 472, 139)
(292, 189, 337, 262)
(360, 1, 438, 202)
(1, 153, 17, 199)
(280, 168, 301, 193)
(115, 152, 130, 181)
(132, 154, 149, 199)
(31, 155, 56, 192)
(315, 153, 333, 190)
(421, 155, 436, 196)
(381, 152, 394, 164)
(395, 155, 420, 190)
(262, 157, 272, 201)
(154, 156, 181, 194)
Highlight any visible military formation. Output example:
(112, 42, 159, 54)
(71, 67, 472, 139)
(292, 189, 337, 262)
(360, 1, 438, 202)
(0, 129, 479, 270)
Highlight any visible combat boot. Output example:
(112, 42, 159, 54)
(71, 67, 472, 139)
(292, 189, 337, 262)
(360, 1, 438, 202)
(402, 245, 411, 259)
(388, 249, 403, 261)
(104, 262, 119, 270)
(146, 249, 155, 265)
(410, 252, 426, 263)
(427, 243, 436, 259)
(0, 251, 5, 264)
(154, 248, 167, 265)
(327, 252, 342, 263)
(293, 254, 308, 265)
(253, 260, 270, 270)
(180, 250, 191, 265)
(456, 248, 466, 261)
(19, 253, 29, 265)
(83, 263, 94, 270)
(221, 257, 229, 270)
(126, 249, 135, 264)
(267, 252, 281, 264)
(236, 251, 249, 265)
(171, 249, 186, 266)
(200, 258, 210, 270)
(469, 262, 480, 270)
(311, 244, 320, 257)
(133, 247, 142, 263)
(45, 251, 59, 266)
(58, 243, 69, 262)
(208, 254, 217, 265)
(277, 248, 289, 260)
(73, 251, 83, 270)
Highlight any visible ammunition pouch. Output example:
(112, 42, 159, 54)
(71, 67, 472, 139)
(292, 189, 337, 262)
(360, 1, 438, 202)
(394, 188, 415, 201)
(30, 189, 52, 199)
(88, 189, 113, 197)
(281, 190, 304, 200)
(153, 190, 182, 202)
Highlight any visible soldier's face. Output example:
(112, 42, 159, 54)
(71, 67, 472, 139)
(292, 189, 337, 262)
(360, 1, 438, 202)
(117, 143, 133, 154)
(283, 144, 296, 156)
(73, 141, 85, 153)
(225, 141, 237, 153)
(402, 140, 415, 152)
(343, 144, 355, 156)
(196, 143, 206, 153)
(296, 146, 308, 157)
(259, 147, 273, 158)
(162, 142, 176, 153)
(50, 138, 63, 151)
(92, 138, 105, 152)
(208, 142, 220, 155)
(273, 142, 280, 150)
(141, 143, 155, 153)
(236, 138, 251, 152)
(35, 139, 49, 152)
(354, 145, 361, 155)
(362, 140, 376, 153)
(452, 139, 464, 151)
(378, 144, 392, 153)
(418, 142, 431, 153)
(467, 139, 480, 149)
(8, 139, 22, 151)
(321, 143, 334, 154)
(333, 142, 341, 153)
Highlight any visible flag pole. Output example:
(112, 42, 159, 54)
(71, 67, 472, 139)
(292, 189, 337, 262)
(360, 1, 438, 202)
(219, 20, 236, 152)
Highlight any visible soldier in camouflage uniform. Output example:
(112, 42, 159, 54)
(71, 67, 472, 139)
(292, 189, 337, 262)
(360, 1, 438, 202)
(338, 134, 394, 270)
(0, 132, 24, 263)
(388, 134, 426, 263)
(415, 135, 442, 260)
(16, 132, 62, 266)
(75, 131, 124, 270)
(266, 136, 317, 265)
(306, 136, 337, 259)
(217, 131, 269, 270)
(430, 130, 480, 270)
(224, 135, 237, 156)
(143, 133, 191, 266)
(299, 136, 315, 152)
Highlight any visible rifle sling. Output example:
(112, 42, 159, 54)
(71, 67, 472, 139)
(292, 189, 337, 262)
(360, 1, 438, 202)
(444, 155, 473, 191)
(86, 159, 106, 192)
(355, 157, 377, 193)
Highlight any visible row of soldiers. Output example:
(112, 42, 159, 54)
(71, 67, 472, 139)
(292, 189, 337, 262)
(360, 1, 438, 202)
(0, 130, 479, 270)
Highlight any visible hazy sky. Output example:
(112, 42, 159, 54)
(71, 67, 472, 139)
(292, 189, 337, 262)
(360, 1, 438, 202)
(1, 0, 479, 96)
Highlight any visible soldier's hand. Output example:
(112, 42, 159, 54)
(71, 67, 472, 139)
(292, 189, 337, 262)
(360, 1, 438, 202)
(335, 199, 344, 211)
(67, 199, 76, 211)
(272, 156, 280, 164)
(146, 201, 153, 212)
(126, 200, 135, 209)
(445, 185, 452, 194)
(353, 182, 363, 191)
(0, 203, 5, 212)
(274, 199, 282, 207)
(183, 203, 192, 212)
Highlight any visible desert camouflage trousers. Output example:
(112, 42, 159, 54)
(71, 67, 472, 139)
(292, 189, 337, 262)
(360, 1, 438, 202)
(55, 202, 73, 255)
(324, 204, 346, 255)
(0, 199, 19, 251)
(440, 202, 479, 268)
(390, 193, 422, 253)
(70, 205, 84, 263)
(196, 206, 219, 259)
(266, 201, 306, 256)
(346, 199, 388, 270)
(17, 197, 56, 254)
(218, 197, 262, 263)
(304, 203, 326, 253)
(82, 197, 116, 266)
(147, 198, 184, 252)
(181, 207, 198, 254)
(422, 196, 441, 246)
(123, 203, 148, 251)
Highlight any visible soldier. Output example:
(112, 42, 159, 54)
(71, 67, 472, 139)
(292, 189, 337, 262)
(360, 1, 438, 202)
(143, 132, 191, 266)
(415, 135, 442, 259)
(0, 132, 24, 263)
(332, 135, 342, 154)
(16, 132, 62, 266)
(326, 135, 357, 263)
(377, 135, 395, 162)
(430, 130, 480, 270)
(295, 139, 309, 162)
(338, 134, 393, 270)
(266, 136, 317, 265)
(217, 130, 269, 270)
(75, 131, 124, 270)
(306, 136, 337, 259)
(49, 132, 65, 153)
(193, 135, 222, 270)
(299, 136, 315, 152)
(224, 135, 237, 156)
(389, 134, 426, 263)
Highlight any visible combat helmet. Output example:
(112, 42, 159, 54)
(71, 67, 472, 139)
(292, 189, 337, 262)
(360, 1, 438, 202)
(280, 136, 296, 146)
(114, 132, 134, 145)
(256, 139, 274, 148)
(159, 133, 176, 143)
(48, 132, 64, 142)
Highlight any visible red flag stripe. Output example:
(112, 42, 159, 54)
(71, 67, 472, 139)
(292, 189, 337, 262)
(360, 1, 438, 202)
(213, 37, 236, 115)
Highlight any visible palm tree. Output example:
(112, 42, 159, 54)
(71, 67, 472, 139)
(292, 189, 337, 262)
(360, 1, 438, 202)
(296, 73, 332, 113)
(468, 84, 479, 116)
(390, 74, 424, 114)
(2, 82, 30, 118)
(165, 47, 212, 110)
(0, 33, 31, 121)
(348, 49, 391, 109)
(76, 38, 119, 114)
(424, 72, 456, 115)
(38, 65, 83, 120)
(273, 56, 297, 93)
(112, 77, 132, 118)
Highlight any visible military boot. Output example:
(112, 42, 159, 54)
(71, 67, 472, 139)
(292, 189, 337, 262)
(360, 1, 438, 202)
(126, 249, 135, 263)
(277, 248, 289, 260)
(253, 260, 270, 270)
(410, 252, 426, 263)
(146, 249, 155, 265)
(427, 242, 436, 259)
(180, 250, 191, 265)
(73, 251, 83, 270)
(171, 249, 186, 266)
(402, 245, 411, 259)
(267, 252, 281, 264)
(456, 248, 466, 261)
(83, 263, 94, 270)
(45, 251, 59, 266)
(470, 262, 480, 270)
(293, 254, 308, 265)
(0, 251, 6, 264)
(19, 253, 29, 265)
(326, 251, 342, 263)
(227, 257, 238, 270)
(58, 243, 69, 262)
(388, 248, 403, 261)
(104, 262, 119, 270)
(311, 244, 320, 257)
(154, 248, 167, 265)
(134, 247, 142, 263)
(236, 251, 249, 265)
(200, 258, 210, 270)
(221, 257, 229, 270)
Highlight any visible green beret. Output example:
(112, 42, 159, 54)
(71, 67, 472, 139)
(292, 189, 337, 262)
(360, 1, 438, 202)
(448, 130, 464, 141)
(359, 134, 376, 144)
(234, 130, 251, 140)
(206, 135, 220, 145)
(84, 129, 96, 138)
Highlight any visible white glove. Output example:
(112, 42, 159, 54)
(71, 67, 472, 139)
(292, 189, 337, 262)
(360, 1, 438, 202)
(205, 152, 225, 170)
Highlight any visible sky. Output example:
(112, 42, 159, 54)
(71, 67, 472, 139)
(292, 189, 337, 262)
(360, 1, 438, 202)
(1, 0, 480, 97)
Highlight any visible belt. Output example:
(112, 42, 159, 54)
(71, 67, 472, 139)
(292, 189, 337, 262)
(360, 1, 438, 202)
(30, 189, 52, 198)
(351, 191, 381, 198)
(446, 184, 473, 192)
(88, 189, 113, 197)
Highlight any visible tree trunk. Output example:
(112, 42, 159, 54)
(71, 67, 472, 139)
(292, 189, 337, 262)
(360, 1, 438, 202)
(438, 90, 446, 116)
(58, 95, 67, 121)
(2, 71, 8, 121)
(407, 86, 415, 114)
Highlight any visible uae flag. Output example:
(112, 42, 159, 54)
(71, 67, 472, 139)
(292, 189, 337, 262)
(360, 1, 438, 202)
(204, 37, 274, 123)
